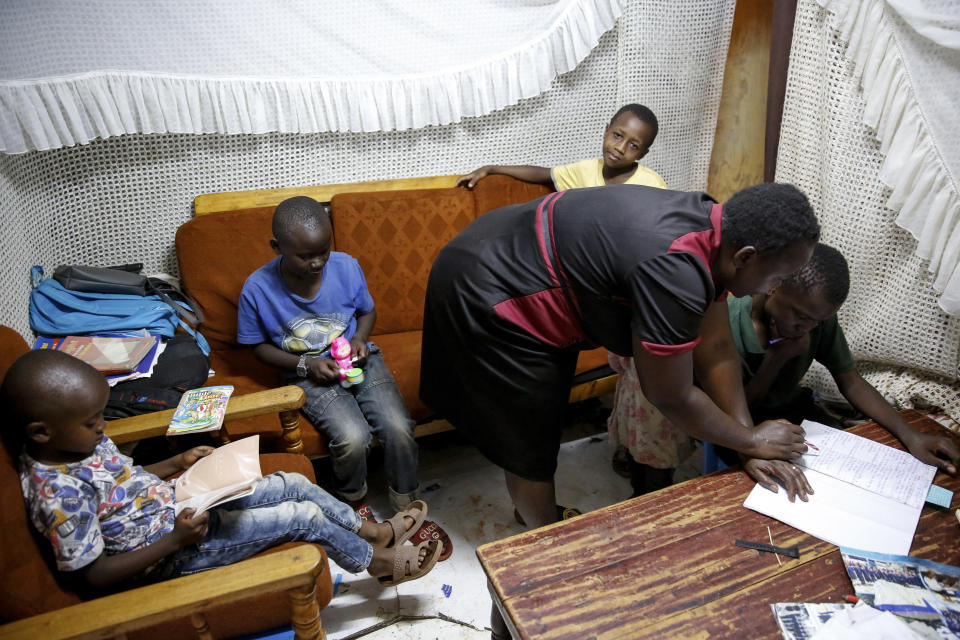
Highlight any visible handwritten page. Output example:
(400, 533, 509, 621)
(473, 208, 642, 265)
(798, 421, 935, 509)
(744, 420, 937, 556)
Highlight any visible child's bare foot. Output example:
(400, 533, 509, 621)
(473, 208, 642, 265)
(359, 501, 427, 548)
(368, 540, 443, 586)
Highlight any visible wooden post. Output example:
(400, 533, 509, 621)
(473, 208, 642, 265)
(280, 409, 305, 455)
(288, 581, 324, 640)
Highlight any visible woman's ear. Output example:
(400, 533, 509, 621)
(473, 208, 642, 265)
(732, 245, 759, 269)
(25, 421, 50, 445)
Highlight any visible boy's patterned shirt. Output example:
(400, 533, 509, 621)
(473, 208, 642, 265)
(20, 436, 176, 571)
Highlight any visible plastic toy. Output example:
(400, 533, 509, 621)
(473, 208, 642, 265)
(330, 336, 364, 388)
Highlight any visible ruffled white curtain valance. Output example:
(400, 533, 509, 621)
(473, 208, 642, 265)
(0, 0, 622, 154)
(815, 0, 960, 315)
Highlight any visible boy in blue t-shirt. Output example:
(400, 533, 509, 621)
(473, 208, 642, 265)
(237, 196, 420, 515)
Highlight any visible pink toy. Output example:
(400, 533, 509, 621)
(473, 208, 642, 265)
(330, 336, 364, 387)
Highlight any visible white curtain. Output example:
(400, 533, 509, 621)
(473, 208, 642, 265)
(779, 0, 960, 419)
(0, 0, 622, 153)
(815, 0, 960, 315)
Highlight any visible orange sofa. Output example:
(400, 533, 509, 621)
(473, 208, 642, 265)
(177, 175, 617, 458)
(0, 326, 332, 639)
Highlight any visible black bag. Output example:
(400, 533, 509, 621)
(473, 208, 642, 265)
(104, 335, 210, 420)
(47, 264, 208, 353)
(53, 264, 149, 295)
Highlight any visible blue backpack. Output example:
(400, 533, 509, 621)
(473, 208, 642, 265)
(28, 266, 210, 355)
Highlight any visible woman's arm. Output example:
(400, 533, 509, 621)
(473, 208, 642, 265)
(633, 338, 805, 459)
(693, 299, 752, 428)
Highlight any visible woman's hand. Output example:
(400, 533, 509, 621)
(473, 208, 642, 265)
(747, 419, 807, 459)
(455, 166, 492, 189)
(901, 430, 960, 474)
(743, 458, 813, 502)
(180, 446, 214, 470)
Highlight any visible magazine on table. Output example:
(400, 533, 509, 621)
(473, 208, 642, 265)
(840, 547, 960, 638)
(174, 435, 261, 516)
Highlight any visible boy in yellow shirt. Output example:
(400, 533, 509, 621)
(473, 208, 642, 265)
(457, 103, 666, 190)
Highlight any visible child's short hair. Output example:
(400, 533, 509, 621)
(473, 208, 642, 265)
(610, 103, 659, 147)
(783, 243, 850, 306)
(0, 350, 103, 461)
(272, 196, 330, 243)
(722, 183, 820, 253)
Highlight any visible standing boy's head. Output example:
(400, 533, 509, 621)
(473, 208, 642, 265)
(718, 183, 820, 297)
(1, 350, 109, 465)
(270, 196, 333, 282)
(602, 104, 659, 172)
(764, 243, 849, 339)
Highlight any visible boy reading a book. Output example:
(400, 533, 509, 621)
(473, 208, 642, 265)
(3, 349, 442, 588)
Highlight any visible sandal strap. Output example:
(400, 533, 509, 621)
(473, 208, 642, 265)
(388, 499, 428, 547)
(381, 539, 442, 586)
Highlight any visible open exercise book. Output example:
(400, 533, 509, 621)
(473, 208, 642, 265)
(174, 436, 261, 516)
(743, 420, 936, 555)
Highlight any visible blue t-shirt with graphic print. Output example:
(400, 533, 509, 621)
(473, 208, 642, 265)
(237, 254, 375, 355)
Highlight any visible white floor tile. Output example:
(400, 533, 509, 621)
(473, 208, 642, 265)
(318, 429, 630, 639)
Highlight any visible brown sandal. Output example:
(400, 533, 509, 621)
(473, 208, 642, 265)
(377, 539, 443, 587)
(383, 499, 428, 548)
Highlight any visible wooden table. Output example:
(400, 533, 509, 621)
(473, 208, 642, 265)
(476, 410, 960, 639)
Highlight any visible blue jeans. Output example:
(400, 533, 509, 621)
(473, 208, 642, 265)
(295, 347, 418, 503)
(152, 472, 371, 577)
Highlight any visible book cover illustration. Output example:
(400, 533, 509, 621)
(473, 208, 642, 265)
(167, 385, 234, 435)
(34, 332, 165, 385)
(174, 435, 261, 515)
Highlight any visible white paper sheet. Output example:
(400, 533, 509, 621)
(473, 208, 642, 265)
(744, 420, 936, 556)
(799, 421, 935, 508)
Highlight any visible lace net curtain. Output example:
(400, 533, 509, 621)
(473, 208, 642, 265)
(780, 0, 960, 417)
(0, 0, 735, 337)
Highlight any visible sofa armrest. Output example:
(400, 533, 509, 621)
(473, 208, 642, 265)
(0, 545, 327, 640)
(106, 386, 307, 454)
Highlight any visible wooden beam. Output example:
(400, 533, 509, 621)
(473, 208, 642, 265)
(194, 175, 461, 215)
(0, 546, 326, 640)
(106, 386, 305, 444)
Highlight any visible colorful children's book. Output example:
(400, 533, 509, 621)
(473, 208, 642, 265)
(166, 385, 234, 435)
(174, 435, 261, 515)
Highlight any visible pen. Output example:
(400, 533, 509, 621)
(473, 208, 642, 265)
(804, 440, 820, 452)
(844, 594, 859, 604)
(768, 337, 786, 345)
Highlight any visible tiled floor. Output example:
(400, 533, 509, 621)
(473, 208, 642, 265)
(242, 397, 631, 640)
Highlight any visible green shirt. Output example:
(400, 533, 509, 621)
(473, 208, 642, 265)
(727, 295, 856, 411)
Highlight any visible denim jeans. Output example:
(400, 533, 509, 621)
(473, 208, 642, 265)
(151, 472, 371, 577)
(295, 347, 419, 503)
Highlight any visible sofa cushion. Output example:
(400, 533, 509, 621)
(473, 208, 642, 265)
(176, 207, 289, 352)
(472, 174, 552, 216)
(330, 188, 477, 335)
(575, 347, 610, 375)
(369, 331, 431, 422)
